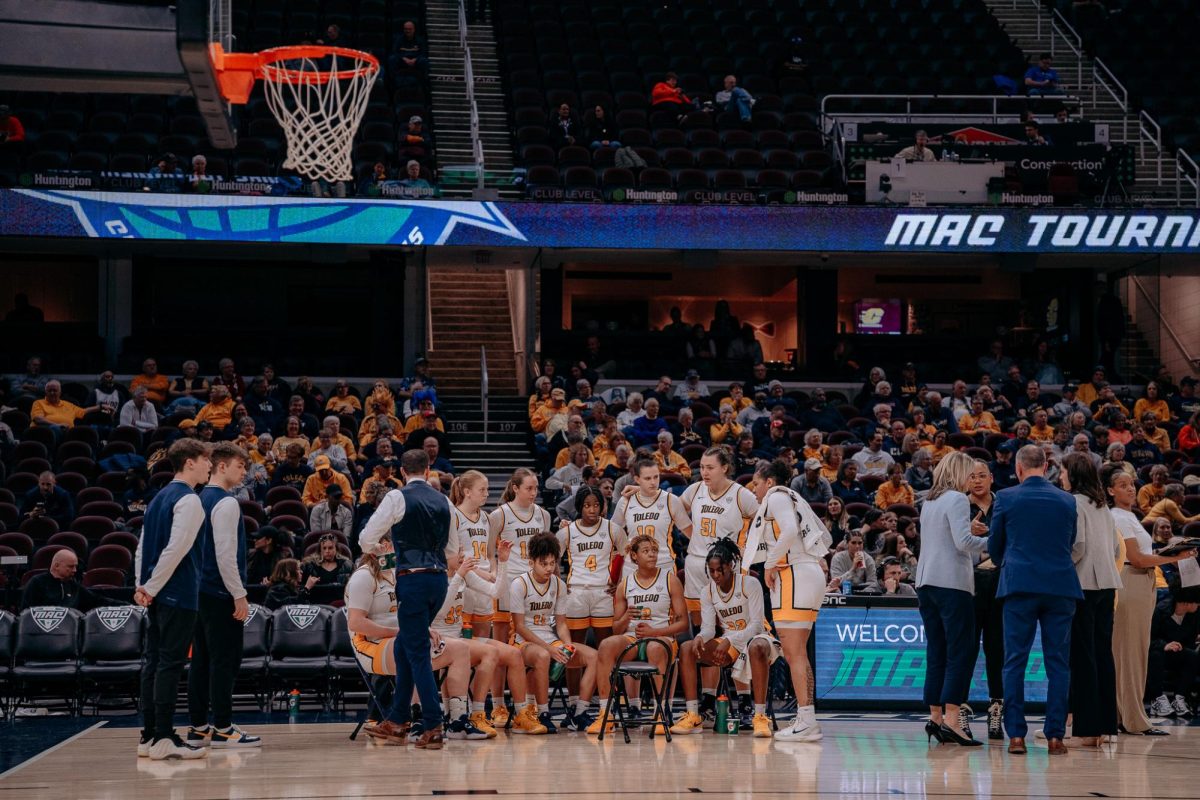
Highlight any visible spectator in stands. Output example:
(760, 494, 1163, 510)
(165, 360, 209, 413)
(391, 20, 428, 80)
(833, 461, 870, 505)
(325, 381, 361, 419)
(547, 444, 590, 496)
(959, 395, 1000, 438)
(128, 358, 169, 407)
(119, 386, 159, 433)
(1171, 376, 1200, 419)
(876, 463, 915, 509)
(650, 72, 698, 115)
(1024, 337, 1064, 385)
(271, 444, 313, 493)
(583, 105, 620, 150)
(31, 380, 99, 431)
(302, 531, 354, 590)
(1178, 409, 1200, 460)
(1104, 442, 1134, 478)
(548, 102, 581, 149)
(766, 381, 797, 417)
(1023, 121, 1048, 145)
(1052, 382, 1087, 419)
(653, 431, 691, 480)
(310, 486, 353, 540)
(830, 532, 875, 590)
(709, 403, 743, 445)
(1143, 484, 1200, 529)
(20, 471, 75, 529)
(531, 387, 569, 437)
(212, 358, 245, 401)
(685, 325, 717, 365)
(187, 155, 212, 191)
(406, 411, 451, 459)
(747, 362, 772, 397)
(737, 392, 769, 428)
(1141, 412, 1170, 453)
(978, 340, 1014, 383)
(1024, 53, 1061, 95)
(399, 160, 433, 189)
(264, 559, 313, 610)
(274, 416, 310, 459)
(399, 116, 431, 163)
(308, 428, 350, 476)
(88, 370, 123, 415)
(869, 558, 916, 597)
(0, 104, 25, 146)
(791, 457, 833, 505)
(1125, 425, 1162, 470)
(923, 430, 955, 466)
(20, 548, 125, 611)
(907, 407, 936, 443)
(1072, 433, 1103, 471)
(617, 392, 646, 430)
(797, 389, 841, 433)
(1138, 464, 1170, 514)
(1146, 587, 1200, 719)
(195, 384, 235, 431)
(246, 376, 285, 435)
(9, 355, 48, 400)
(906, 448, 934, 493)
(148, 153, 184, 192)
(714, 75, 755, 123)
(1091, 385, 1129, 423)
(579, 334, 616, 379)
(852, 429, 895, 478)
(293, 376, 325, 417)
(675, 369, 711, 403)
(924, 392, 959, 434)
(895, 130, 936, 162)
(302, 455, 353, 508)
(319, 23, 345, 46)
(423, 435, 454, 476)
(1134, 381, 1173, 424)
(1029, 409, 1055, 442)
(726, 324, 764, 367)
(672, 407, 706, 448)
(629, 398, 669, 448)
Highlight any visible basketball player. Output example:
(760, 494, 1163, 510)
(510, 532, 599, 733)
(450, 471, 495, 638)
(135, 439, 211, 760)
(747, 459, 832, 742)
(346, 539, 477, 746)
(587, 534, 688, 734)
(557, 486, 625, 723)
(434, 540, 547, 736)
(487, 468, 551, 727)
(186, 443, 261, 749)
(671, 539, 782, 738)
(679, 446, 759, 719)
(612, 459, 692, 577)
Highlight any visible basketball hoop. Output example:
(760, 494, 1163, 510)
(211, 44, 380, 183)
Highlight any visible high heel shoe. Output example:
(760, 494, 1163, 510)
(939, 723, 983, 747)
(925, 721, 946, 743)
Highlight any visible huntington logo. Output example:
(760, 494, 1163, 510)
(31, 607, 68, 633)
(98, 607, 137, 632)
(286, 605, 321, 629)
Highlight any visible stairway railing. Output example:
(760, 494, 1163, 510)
(480, 344, 489, 444)
(457, 0, 485, 189)
(1128, 272, 1200, 374)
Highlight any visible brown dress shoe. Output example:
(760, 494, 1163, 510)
(1047, 738, 1068, 755)
(1008, 737, 1027, 755)
(364, 720, 410, 745)
(414, 726, 444, 750)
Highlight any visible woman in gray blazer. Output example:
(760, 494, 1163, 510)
(915, 451, 990, 745)
(1061, 453, 1123, 747)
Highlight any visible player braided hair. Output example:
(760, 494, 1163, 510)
(705, 538, 742, 569)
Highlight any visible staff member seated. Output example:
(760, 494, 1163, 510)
(21, 549, 127, 611)
(895, 130, 937, 162)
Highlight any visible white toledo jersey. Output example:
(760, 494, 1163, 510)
(622, 568, 673, 635)
(613, 489, 691, 572)
(452, 506, 491, 572)
(493, 502, 550, 577)
(681, 481, 758, 560)
(560, 518, 624, 589)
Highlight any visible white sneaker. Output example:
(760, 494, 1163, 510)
(137, 736, 153, 758)
(148, 735, 210, 761)
(1149, 694, 1175, 718)
(775, 706, 822, 742)
(1171, 695, 1193, 717)
(210, 725, 263, 748)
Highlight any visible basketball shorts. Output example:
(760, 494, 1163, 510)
(729, 633, 784, 683)
(351, 633, 396, 676)
(769, 562, 826, 629)
(565, 586, 614, 630)
(683, 553, 710, 612)
(623, 634, 679, 661)
(463, 589, 496, 626)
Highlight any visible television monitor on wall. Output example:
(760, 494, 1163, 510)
(854, 299, 903, 335)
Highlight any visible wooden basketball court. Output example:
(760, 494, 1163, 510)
(2, 715, 1198, 799)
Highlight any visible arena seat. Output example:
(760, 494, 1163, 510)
(75, 487, 114, 507)
(85, 544, 133, 575)
(20, 517, 60, 543)
(71, 516, 117, 544)
(98, 530, 140, 556)
(265, 486, 302, 506)
(45, 531, 89, 563)
(78, 606, 144, 707)
(0, 609, 14, 712)
(268, 605, 334, 708)
(328, 608, 359, 703)
(13, 607, 83, 714)
(239, 603, 271, 711)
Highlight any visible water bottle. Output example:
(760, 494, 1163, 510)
(940, 146, 949, 162)
(841, 580, 852, 596)
(461, 622, 473, 639)
(714, 694, 738, 734)
(548, 643, 576, 682)
(288, 688, 301, 715)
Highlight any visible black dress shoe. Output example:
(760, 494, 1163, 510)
(925, 720, 946, 744)
(939, 724, 982, 747)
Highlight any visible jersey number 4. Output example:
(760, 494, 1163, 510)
(584, 554, 597, 571)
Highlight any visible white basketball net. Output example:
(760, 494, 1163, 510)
(261, 50, 379, 183)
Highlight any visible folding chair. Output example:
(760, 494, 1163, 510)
(597, 637, 677, 743)
(349, 656, 393, 741)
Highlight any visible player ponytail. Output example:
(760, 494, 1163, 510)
(753, 458, 792, 489)
(500, 467, 537, 503)
(450, 469, 487, 506)
(632, 457, 657, 477)
(705, 537, 742, 569)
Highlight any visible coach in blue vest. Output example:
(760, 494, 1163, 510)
(358, 448, 455, 749)
(135, 438, 211, 760)
(988, 445, 1080, 756)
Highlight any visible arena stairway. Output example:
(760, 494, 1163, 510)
(982, 0, 1172, 202)
(427, 266, 519, 395)
(438, 395, 535, 505)
(424, 0, 519, 198)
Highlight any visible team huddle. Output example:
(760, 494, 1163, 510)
(348, 446, 832, 743)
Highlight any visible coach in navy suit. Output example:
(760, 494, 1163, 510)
(988, 445, 1080, 755)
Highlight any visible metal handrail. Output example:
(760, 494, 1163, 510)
(480, 345, 489, 444)
(1137, 110, 1162, 183)
(1130, 274, 1200, 369)
(820, 93, 1082, 126)
(458, 0, 485, 189)
(424, 260, 434, 351)
(1177, 148, 1200, 208)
